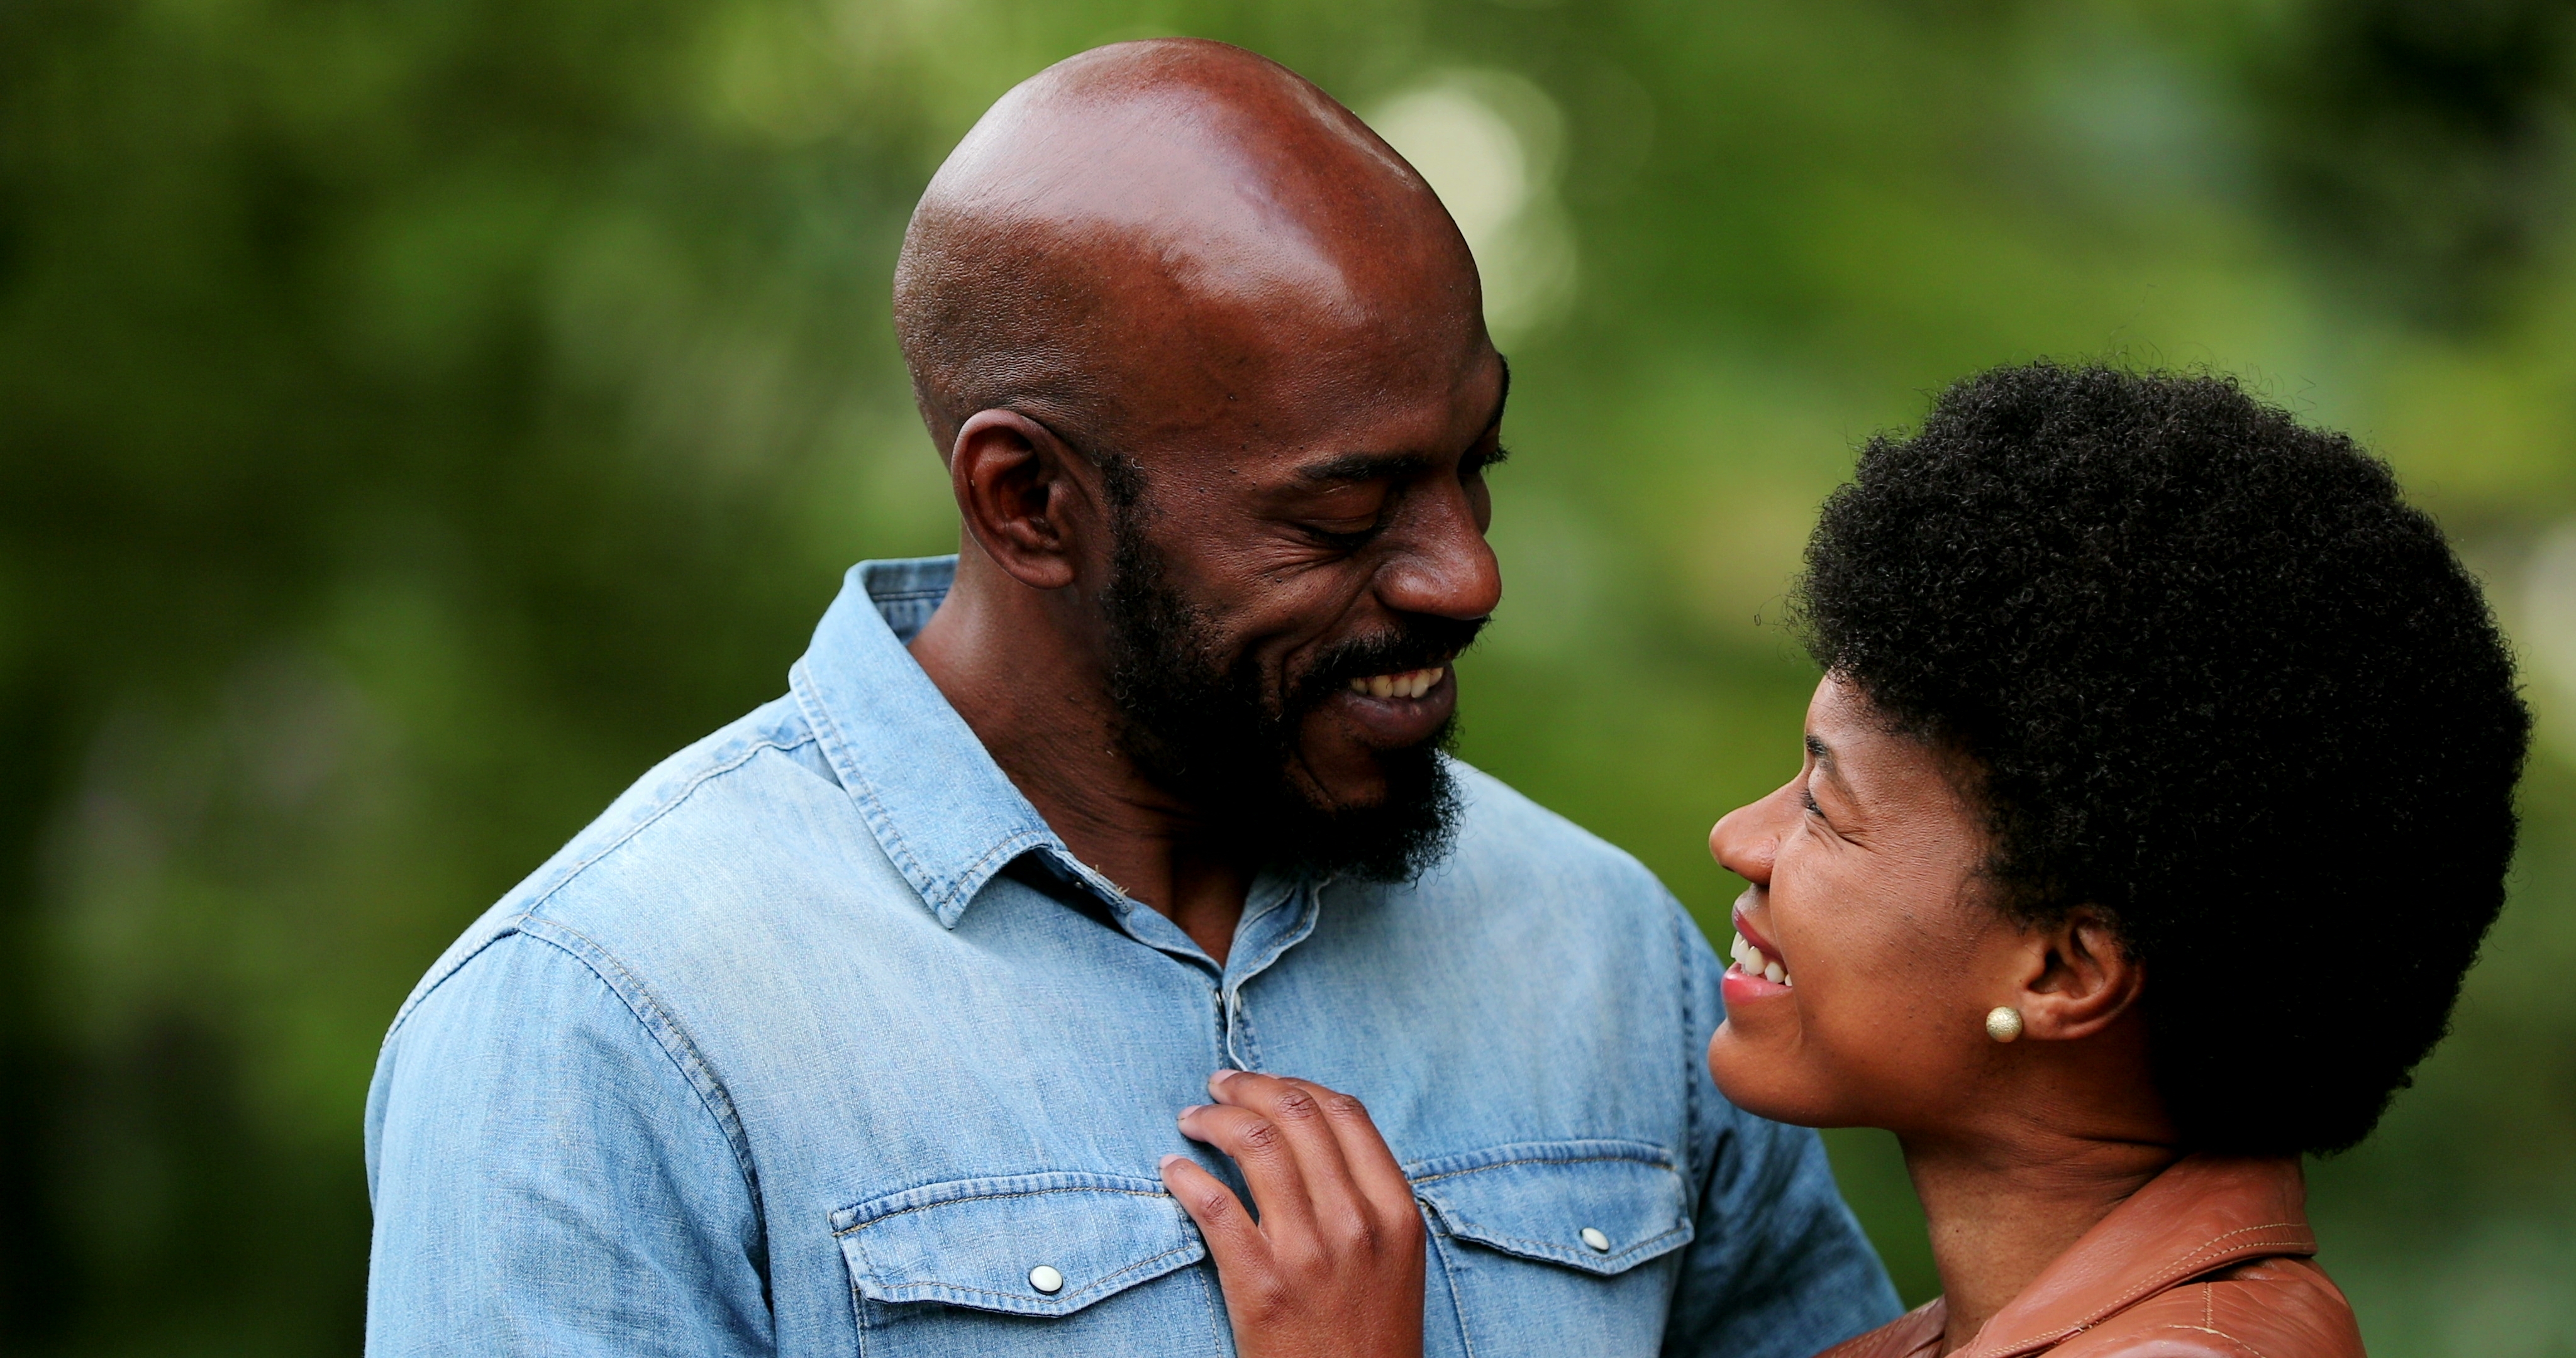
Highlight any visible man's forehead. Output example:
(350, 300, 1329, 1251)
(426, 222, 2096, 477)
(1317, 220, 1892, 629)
(1125, 344, 1505, 481)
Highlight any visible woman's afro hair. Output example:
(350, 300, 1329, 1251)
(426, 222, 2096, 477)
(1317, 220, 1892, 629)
(1795, 362, 2530, 1155)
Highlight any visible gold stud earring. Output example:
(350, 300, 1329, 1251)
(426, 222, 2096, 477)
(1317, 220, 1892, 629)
(1985, 1006, 2024, 1043)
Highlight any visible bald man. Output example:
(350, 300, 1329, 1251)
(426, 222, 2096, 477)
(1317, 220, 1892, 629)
(364, 39, 1899, 1358)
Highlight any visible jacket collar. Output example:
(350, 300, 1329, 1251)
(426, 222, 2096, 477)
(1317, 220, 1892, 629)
(789, 556, 1103, 928)
(1958, 1154, 2316, 1358)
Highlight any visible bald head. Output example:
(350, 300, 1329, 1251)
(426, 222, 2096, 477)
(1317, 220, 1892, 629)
(894, 39, 1485, 459)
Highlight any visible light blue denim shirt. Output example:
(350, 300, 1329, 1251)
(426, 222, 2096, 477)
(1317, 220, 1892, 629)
(364, 556, 1899, 1358)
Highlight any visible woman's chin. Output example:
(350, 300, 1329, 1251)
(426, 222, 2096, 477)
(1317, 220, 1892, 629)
(1705, 1024, 1836, 1128)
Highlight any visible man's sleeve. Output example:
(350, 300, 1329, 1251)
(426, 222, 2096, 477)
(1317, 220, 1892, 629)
(364, 931, 772, 1357)
(1661, 902, 1903, 1358)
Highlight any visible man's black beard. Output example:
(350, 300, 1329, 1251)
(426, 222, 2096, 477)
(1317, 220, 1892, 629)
(1099, 482, 1480, 883)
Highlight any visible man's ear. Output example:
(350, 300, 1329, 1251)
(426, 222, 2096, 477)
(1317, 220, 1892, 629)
(2015, 907, 2142, 1042)
(947, 409, 1099, 591)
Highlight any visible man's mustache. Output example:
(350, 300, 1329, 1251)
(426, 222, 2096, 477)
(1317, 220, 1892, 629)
(1286, 614, 1489, 715)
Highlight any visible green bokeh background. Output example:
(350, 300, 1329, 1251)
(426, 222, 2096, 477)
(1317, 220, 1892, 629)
(5, 0, 2575, 1352)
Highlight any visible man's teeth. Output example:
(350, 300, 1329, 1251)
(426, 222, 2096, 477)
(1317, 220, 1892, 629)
(1729, 932, 1793, 988)
(1346, 666, 1446, 700)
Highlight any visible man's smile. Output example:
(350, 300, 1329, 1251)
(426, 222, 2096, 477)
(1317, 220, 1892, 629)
(1345, 665, 1445, 700)
(1323, 656, 1459, 748)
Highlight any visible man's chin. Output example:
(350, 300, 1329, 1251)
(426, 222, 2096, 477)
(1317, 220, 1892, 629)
(1260, 742, 1459, 883)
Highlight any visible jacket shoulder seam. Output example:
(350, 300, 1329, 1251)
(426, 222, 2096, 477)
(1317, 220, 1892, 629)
(2080, 1322, 2269, 1358)
(2040, 1226, 2312, 1345)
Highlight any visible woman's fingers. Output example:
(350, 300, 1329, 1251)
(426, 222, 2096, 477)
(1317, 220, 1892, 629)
(1175, 1100, 1322, 1240)
(1159, 1154, 1265, 1271)
(1170, 1073, 1428, 1358)
(1274, 1077, 1419, 1228)
(1204, 1071, 1373, 1241)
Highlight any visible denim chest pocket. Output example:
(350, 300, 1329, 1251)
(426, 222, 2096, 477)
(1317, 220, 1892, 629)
(1409, 1141, 1696, 1357)
(833, 1171, 1225, 1355)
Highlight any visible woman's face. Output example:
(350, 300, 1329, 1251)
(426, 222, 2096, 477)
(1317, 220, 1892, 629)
(1704, 674, 2026, 1132)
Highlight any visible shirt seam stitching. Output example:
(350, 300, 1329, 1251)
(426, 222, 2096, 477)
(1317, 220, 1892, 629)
(1440, 1220, 1690, 1260)
(838, 1184, 1170, 1236)
(374, 927, 527, 1053)
(509, 916, 772, 1257)
(1428, 1229, 1482, 1358)
(381, 728, 814, 1041)
(859, 1243, 1199, 1304)
(1674, 898, 1712, 1194)
(1411, 1152, 1674, 1184)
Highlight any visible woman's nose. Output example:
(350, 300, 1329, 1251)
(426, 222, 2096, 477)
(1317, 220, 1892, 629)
(1709, 800, 1776, 886)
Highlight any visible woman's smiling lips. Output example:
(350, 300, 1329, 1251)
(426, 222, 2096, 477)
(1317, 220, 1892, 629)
(1722, 902, 1795, 1008)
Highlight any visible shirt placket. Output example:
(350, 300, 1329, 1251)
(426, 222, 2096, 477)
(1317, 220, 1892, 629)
(1025, 851, 1322, 1073)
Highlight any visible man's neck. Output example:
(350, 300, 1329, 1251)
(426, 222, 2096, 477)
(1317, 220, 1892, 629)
(1900, 1123, 2179, 1355)
(904, 558, 1252, 962)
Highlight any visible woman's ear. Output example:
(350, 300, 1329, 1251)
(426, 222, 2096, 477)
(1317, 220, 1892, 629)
(2016, 907, 2142, 1042)
(948, 409, 1102, 591)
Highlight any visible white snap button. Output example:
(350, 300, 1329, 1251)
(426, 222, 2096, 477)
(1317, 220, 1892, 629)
(1580, 1227, 1611, 1252)
(1029, 1265, 1064, 1295)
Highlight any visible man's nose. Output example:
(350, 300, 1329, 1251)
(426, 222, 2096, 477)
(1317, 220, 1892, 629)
(1376, 489, 1503, 622)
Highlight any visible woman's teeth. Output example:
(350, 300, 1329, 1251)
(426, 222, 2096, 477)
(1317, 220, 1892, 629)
(1729, 932, 1792, 988)
(1347, 667, 1445, 700)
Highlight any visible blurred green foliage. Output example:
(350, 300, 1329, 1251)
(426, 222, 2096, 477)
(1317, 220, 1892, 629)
(4, 0, 2575, 1352)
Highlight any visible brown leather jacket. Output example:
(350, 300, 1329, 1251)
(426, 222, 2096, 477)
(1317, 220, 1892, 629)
(1816, 1156, 2363, 1358)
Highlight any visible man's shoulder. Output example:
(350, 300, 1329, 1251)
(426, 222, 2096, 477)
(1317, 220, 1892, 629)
(387, 694, 871, 1029)
(538, 693, 835, 884)
(1442, 763, 1679, 937)
(1444, 759, 1672, 907)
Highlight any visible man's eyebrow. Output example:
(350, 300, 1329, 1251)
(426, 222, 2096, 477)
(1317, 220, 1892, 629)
(1294, 358, 1512, 486)
(1297, 450, 1436, 485)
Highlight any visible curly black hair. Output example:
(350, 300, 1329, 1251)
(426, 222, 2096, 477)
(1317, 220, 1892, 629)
(1795, 362, 2530, 1155)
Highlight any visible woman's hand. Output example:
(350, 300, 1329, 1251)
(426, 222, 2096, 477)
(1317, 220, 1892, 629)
(1160, 1071, 1426, 1358)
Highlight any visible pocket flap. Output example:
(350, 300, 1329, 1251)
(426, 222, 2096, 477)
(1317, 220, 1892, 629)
(1409, 1140, 1694, 1276)
(832, 1172, 1205, 1317)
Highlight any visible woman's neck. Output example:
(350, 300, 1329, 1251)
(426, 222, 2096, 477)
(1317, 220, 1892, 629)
(1900, 1130, 2180, 1355)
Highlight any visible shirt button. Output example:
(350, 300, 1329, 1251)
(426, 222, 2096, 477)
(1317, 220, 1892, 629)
(1580, 1227, 1612, 1253)
(1029, 1265, 1065, 1295)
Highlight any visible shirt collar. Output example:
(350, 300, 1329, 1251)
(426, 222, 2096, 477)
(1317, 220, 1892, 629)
(789, 556, 1325, 969)
(789, 556, 1085, 928)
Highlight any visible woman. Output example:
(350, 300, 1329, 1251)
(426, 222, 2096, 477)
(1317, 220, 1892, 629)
(1156, 363, 2530, 1357)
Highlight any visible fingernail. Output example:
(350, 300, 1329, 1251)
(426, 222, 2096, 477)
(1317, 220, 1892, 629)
(1209, 1069, 1240, 1086)
(1177, 1105, 1204, 1119)
(1159, 1154, 1185, 1170)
